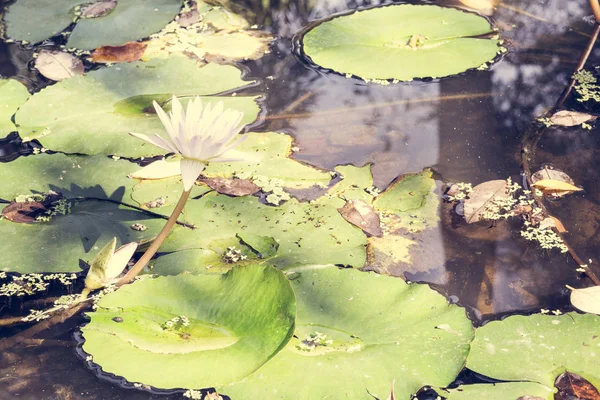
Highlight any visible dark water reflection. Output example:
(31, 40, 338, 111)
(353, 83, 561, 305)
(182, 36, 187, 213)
(1, 0, 599, 398)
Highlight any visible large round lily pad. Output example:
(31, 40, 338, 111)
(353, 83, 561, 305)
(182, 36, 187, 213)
(455, 312, 600, 398)
(80, 265, 296, 388)
(223, 265, 474, 399)
(0, 199, 163, 273)
(5, 0, 182, 50)
(0, 79, 29, 135)
(301, 4, 502, 82)
(16, 55, 260, 157)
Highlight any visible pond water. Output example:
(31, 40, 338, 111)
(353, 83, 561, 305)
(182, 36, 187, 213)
(1, 0, 599, 398)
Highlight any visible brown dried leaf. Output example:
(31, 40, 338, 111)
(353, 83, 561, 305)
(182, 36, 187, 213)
(550, 110, 597, 127)
(531, 168, 576, 198)
(35, 50, 84, 81)
(463, 180, 510, 224)
(91, 42, 148, 63)
(80, 0, 117, 18)
(2, 201, 48, 223)
(532, 179, 583, 194)
(199, 177, 260, 197)
(338, 199, 382, 237)
(555, 371, 600, 400)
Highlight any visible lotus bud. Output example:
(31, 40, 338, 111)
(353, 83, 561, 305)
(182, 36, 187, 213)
(84, 238, 138, 291)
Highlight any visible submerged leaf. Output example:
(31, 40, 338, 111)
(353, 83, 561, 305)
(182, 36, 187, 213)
(463, 180, 509, 224)
(301, 4, 502, 82)
(550, 110, 597, 127)
(555, 371, 600, 400)
(35, 50, 84, 81)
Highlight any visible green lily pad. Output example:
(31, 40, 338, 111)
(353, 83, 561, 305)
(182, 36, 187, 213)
(80, 265, 296, 388)
(0, 79, 29, 134)
(0, 153, 139, 202)
(149, 249, 230, 275)
(373, 169, 439, 232)
(224, 265, 474, 399)
(16, 55, 260, 157)
(5, 0, 182, 50)
(0, 199, 163, 273)
(301, 4, 502, 82)
(465, 312, 600, 393)
(160, 192, 367, 269)
(327, 164, 375, 202)
(203, 132, 332, 189)
(443, 382, 555, 400)
(236, 232, 279, 258)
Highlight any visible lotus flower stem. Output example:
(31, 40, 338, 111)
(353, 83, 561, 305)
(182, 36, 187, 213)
(591, 0, 600, 24)
(118, 188, 192, 286)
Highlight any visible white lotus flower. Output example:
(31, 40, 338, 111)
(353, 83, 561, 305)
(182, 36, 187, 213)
(129, 96, 248, 191)
(84, 238, 138, 290)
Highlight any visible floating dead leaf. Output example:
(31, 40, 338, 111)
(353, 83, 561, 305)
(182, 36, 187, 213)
(91, 42, 148, 63)
(532, 179, 583, 197)
(568, 285, 600, 315)
(531, 167, 577, 198)
(463, 180, 510, 224)
(550, 110, 597, 127)
(555, 371, 600, 400)
(550, 216, 567, 233)
(80, 0, 117, 18)
(199, 177, 260, 197)
(1, 201, 48, 223)
(338, 199, 382, 237)
(34, 50, 84, 81)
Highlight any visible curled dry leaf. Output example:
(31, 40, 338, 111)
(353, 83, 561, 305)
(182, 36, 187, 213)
(199, 177, 260, 197)
(555, 371, 600, 400)
(91, 42, 148, 63)
(532, 179, 583, 196)
(80, 0, 117, 18)
(569, 285, 600, 315)
(338, 199, 383, 237)
(531, 167, 577, 198)
(549, 110, 597, 127)
(463, 180, 509, 224)
(35, 50, 84, 81)
(1, 201, 48, 223)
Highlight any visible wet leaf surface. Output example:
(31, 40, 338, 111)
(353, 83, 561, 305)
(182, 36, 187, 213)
(34, 50, 84, 81)
(0, 79, 30, 134)
(90, 42, 148, 63)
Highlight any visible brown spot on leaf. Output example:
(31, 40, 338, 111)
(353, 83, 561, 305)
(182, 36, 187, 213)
(80, 0, 117, 18)
(338, 199, 382, 237)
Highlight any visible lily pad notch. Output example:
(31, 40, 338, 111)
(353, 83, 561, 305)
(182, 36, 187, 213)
(296, 3, 505, 83)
